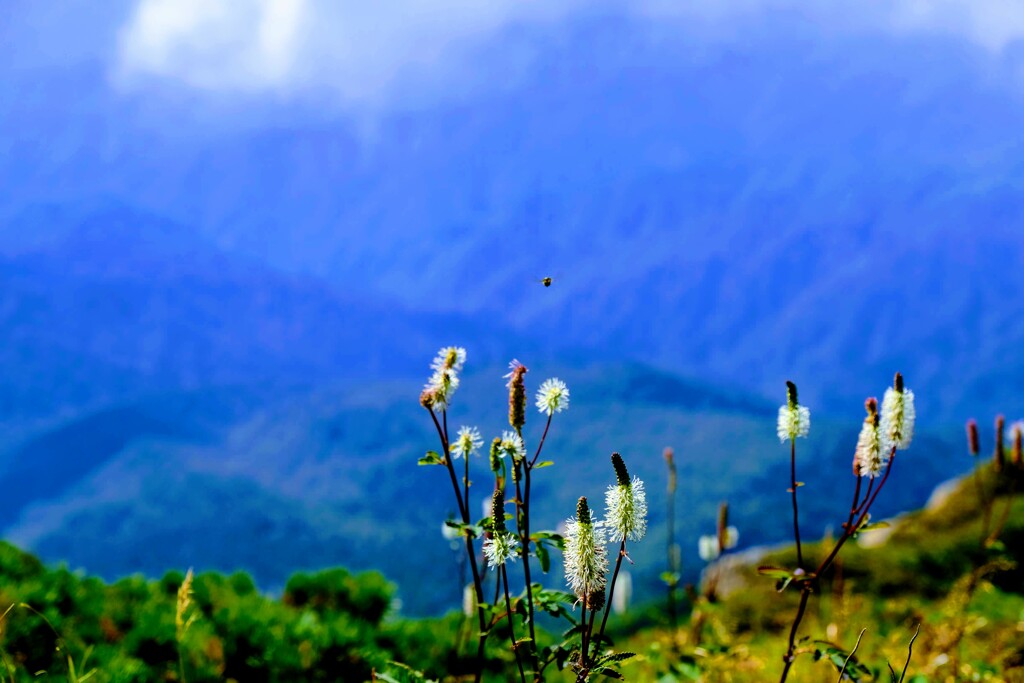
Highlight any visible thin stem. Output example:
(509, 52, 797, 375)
(430, 407, 485, 682)
(898, 624, 921, 683)
(428, 408, 466, 520)
(521, 462, 537, 648)
(986, 473, 1019, 546)
(579, 598, 589, 672)
(594, 539, 627, 660)
(973, 457, 993, 542)
(780, 449, 897, 683)
(666, 453, 678, 631)
(779, 586, 812, 683)
(818, 452, 896, 576)
(853, 477, 875, 519)
(790, 438, 803, 568)
(837, 628, 866, 683)
(513, 424, 538, 660)
(585, 605, 598, 668)
(530, 414, 553, 467)
(845, 475, 863, 532)
(466, 537, 487, 682)
(464, 454, 470, 524)
(501, 565, 527, 683)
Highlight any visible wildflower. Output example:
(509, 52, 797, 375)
(497, 430, 526, 461)
(605, 453, 647, 542)
(777, 381, 810, 442)
(563, 497, 608, 600)
(483, 489, 519, 568)
(431, 346, 467, 375)
(716, 502, 739, 549)
(880, 372, 915, 451)
(505, 359, 528, 429)
(423, 346, 467, 408)
(966, 418, 980, 456)
(698, 535, 720, 562)
(450, 426, 482, 460)
(994, 415, 1006, 472)
(536, 378, 570, 415)
(482, 530, 518, 568)
(1011, 422, 1023, 466)
(855, 397, 884, 478)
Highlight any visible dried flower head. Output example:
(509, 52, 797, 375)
(995, 415, 1006, 472)
(585, 587, 606, 611)
(880, 372, 915, 451)
(777, 381, 811, 442)
(564, 497, 608, 600)
(505, 359, 528, 429)
(966, 418, 980, 456)
(605, 453, 648, 542)
(1012, 422, 1023, 466)
(855, 397, 885, 478)
(451, 426, 483, 460)
(483, 489, 519, 568)
(489, 437, 503, 473)
(536, 378, 570, 415)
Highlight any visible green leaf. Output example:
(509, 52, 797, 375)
(418, 450, 443, 466)
(757, 566, 793, 580)
(534, 460, 555, 468)
(859, 521, 891, 532)
(443, 519, 482, 539)
(536, 540, 551, 572)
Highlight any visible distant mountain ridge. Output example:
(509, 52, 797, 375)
(3, 360, 962, 615)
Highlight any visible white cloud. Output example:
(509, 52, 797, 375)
(113, 0, 1024, 106)
(115, 0, 584, 105)
(117, 0, 305, 90)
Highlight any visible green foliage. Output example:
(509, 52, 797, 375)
(0, 543, 453, 683)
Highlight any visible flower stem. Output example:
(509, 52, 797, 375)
(430, 407, 487, 682)
(780, 449, 898, 683)
(501, 565, 527, 683)
(790, 439, 803, 568)
(593, 539, 627, 661)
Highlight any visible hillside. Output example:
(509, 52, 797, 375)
(0, 458, 1016, 682)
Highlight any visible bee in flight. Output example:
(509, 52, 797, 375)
(540, 277, 553, 287)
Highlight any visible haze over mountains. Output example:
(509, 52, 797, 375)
(1, 1, 1021, 612)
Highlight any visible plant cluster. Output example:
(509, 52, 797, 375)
(416, 348, 648, 682)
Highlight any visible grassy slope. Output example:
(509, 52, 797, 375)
(606, 461, 1024, 682)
